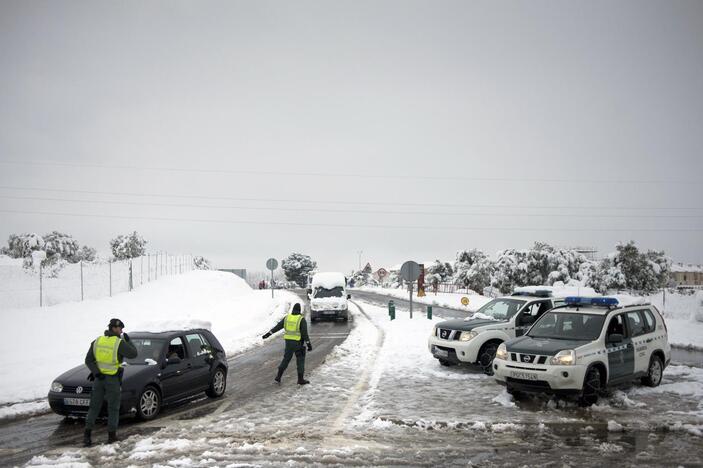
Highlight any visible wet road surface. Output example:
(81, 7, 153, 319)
(0, 291, 352, 467)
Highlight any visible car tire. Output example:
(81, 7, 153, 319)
(478, 342, 499, 376)
(439, 359, 454, 367)
(641, 355, 664, 387)
(206, 367, 227, 398)
(579, 367, 601, 407)
(136, 386, 161, 421)
(506, 388, 523, 401)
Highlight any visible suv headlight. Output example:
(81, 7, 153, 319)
(550, 350, 576, 366)
(459, 331, 478, 342)
(495, 343, 508, 361)
(51, 381, 63, 393)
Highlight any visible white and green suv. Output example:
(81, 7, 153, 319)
(428, 291, 563, 374)
(493, 296, 671, 406)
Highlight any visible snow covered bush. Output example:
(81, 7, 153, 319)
(110, 231, 147, 260)
(281, 253, 317, 287)
(351, 263, 376, 287)
(491, 249, 529, 294)
(588, 241, 671, 293)
(1, 233, 45, 258)
(425, 260, 453, 289)
(193, 256, 212, 270)
(453, 250, 494, 292)
(1, 232, 96, 274)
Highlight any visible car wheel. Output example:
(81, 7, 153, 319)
(641, 355, 663, 387)
(506, 388, 523, 401)
(579, 367, 601, 407)
(206, 367, 227, 398)
(479, 343, 499, 375)
(439, 359, 454, 367)
(136, 386, 161, 420)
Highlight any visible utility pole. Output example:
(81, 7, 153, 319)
(357, 250, 363, 271)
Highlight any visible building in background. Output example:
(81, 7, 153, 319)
(671, 263, 703, 287)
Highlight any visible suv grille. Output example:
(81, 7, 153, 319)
(510, 353, 549, 365)
(436, 328, 461, 340)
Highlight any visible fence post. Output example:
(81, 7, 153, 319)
(140, 256, 143, 285)
(80, 261, 84, 301)
(129, 260, 133, 292)
(148, 254, 151, 282)
(39, 262, 43, 307)
(109, 260, 112, 297)
(156, 253, 159, 280)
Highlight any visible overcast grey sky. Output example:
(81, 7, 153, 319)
(1, 0, 702, 273)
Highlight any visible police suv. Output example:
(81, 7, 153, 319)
(428, 291, 563, 374)
(493, 296, 671, 406)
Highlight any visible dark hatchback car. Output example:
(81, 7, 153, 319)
(48, 328, 228, 421)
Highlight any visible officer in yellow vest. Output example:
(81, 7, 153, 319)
(83, 318, 138, 447)
(262, 303, 312, 385)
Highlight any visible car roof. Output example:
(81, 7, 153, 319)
(548, 304, 652, 315)
(130, 328, 210, 338)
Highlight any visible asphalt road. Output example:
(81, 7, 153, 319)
(0, 290, 352, 467)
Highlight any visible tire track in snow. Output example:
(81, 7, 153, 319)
(329, 300, 385, 433)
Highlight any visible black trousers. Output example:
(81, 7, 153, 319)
(277, 340, 306, 376)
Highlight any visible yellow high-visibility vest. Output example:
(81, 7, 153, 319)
(283, 314, 303, 341)
(93, 335, 121, 375)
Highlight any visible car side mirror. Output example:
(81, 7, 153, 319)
(347, 294, 351, 299)
(166, 356, 181, 365)
(608, 333, 623, 344)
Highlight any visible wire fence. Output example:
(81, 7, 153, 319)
(0, 253, 194, 310)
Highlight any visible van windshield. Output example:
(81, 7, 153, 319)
(314, 286, 344, 298)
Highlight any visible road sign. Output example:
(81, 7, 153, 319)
(461, 297, 470, 306)
(376, 268, 388, 279)
(400, 261, 420, 282)
(266, 258, 278, 298)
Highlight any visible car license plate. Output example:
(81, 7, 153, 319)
(433, 347, 449, 358)
(510, 371, 538, 381)
(323, 311, 336, 315)
(64, 398, 90, 406)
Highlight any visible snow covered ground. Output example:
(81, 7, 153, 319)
(0, 271, 298, 418)
(356, 285, 492, 312)
(28, 298, 703, 467)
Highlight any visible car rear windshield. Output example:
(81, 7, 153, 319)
(528, 312, 605, 341)
(314, 286, 344, 298)
(125, 338, 167, 364)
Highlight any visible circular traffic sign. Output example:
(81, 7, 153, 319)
(400, 261, 421, 282)
(266, 258, 279, 271)
(461, 297, 470, 306)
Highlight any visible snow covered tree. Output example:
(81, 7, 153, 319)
(281, 253, 317, 287)
(351, 263, 376, 287)
(587, 242, 671, 293)
(110, 231, 147, 260)
(491, 249, 529, 294)
(454, 249, 495, 293)
(193, 256, 212, 270)
(43, 231, 81, 263)
(2, 233, 45, 258)
(76, 245, 97, 262)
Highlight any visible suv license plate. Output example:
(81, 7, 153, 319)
(433, 348, 449, 358)
(323, 311, 336, 315)
(510, 371, 538, 381)
(64, 398, 90, 406)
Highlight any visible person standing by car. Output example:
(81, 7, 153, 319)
(262, 303, 312, 385)
(83, 318, 138, 447)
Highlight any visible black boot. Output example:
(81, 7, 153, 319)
(274, 369, 283, 384)
(297, 373, 310, 385)
(83, 429, 92, 447)
(107, 431, 119, 444)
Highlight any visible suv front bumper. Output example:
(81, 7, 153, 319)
(311, 309, 348, 320)
(493, 358, 586, 394)
(427, 335, 481, 363)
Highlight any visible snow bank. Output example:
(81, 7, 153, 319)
(0, 270, 298, 410)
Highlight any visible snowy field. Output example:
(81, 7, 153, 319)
(357, 285, 493, 312)
(0, 271, 298, 419)
(28, 299, 703, 467)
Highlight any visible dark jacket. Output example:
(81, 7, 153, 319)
(268, 312, 311, 344)
(85, 330, 138, 379)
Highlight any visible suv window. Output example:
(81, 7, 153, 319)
(606, 314, 627, 338)
(186, 333, 208, 357)
(642, 309, 656, 334)
(517, 301, 550, 326)
(167, 337, 187, 360)
(625, 311, 646, 337)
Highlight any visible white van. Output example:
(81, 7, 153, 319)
(309, 272, 350, 322)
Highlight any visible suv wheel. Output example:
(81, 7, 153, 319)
(579, 367, 601, 407)
(206, 367, 227, 398)
(137, 386, 161, 420)
(641, 355, 663, 387)
(479, 343, 499, 375)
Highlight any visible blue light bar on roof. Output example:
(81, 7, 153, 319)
(565, 296, 619, 307)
